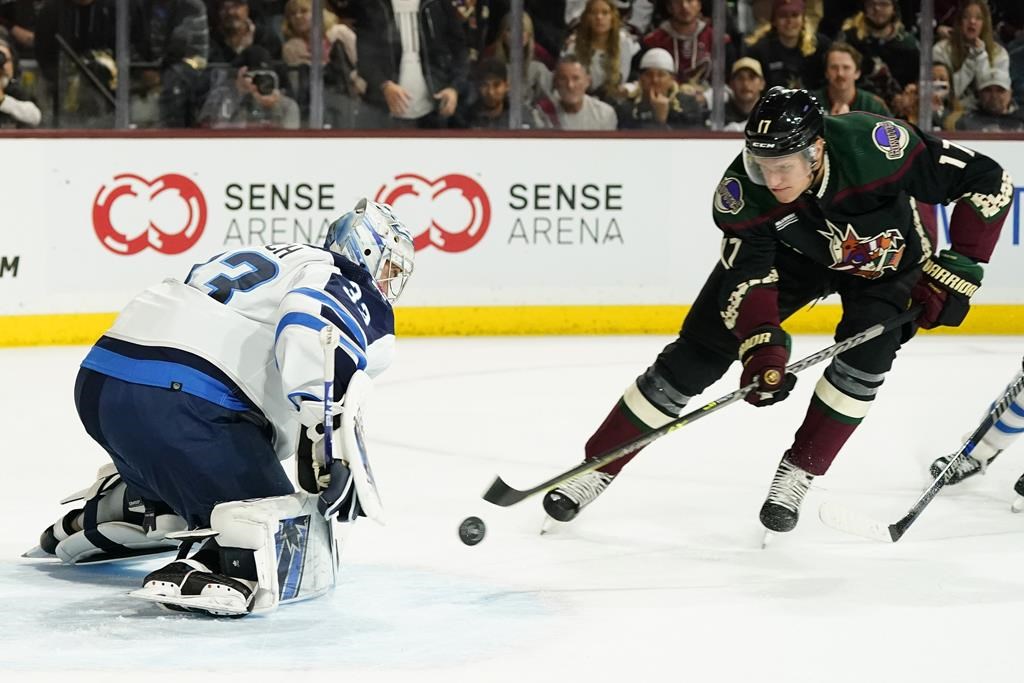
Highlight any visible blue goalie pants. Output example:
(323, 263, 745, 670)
(74, 367, 294, 528)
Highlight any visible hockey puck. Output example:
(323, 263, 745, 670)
(458, 516, 486, 546)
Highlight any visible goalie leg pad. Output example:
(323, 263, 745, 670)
(40, 464, 186, 564)
(131, 492, 341, 616)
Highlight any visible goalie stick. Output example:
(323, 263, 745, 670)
(483, 305, 922, 508)
(819, 357, 1024, 543)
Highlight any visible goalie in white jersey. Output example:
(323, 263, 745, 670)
(30, 198, 415, 617)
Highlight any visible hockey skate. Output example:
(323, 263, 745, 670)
(760, 453, 814, 533)
(543, 470, 615, 523)
(1012, 473, 1024, 513)
(929, 451, 1000, 485)
(132, 557, 254, 617)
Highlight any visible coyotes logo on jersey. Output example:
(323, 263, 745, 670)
(818, 220, 905, 279)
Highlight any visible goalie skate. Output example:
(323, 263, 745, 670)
(928, 452, 1000, 485)
(130, 558, 255, 617)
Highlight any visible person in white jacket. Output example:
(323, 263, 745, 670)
(932, 0, 1009, 111)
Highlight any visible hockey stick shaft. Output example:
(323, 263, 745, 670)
(483, 305, 922, 507)
(320, 325, 339, 467)
(887, 359, 1024, 541)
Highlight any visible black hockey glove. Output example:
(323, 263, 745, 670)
(317, 460, 364, 523)
(739, 325, 797, 407)
(911, 249, 983, 330)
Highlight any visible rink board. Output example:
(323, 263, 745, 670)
(1, 135, 1023, 345)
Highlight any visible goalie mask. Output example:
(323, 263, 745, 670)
(742, 86, 825, 187)
(325, 199, 415, 303)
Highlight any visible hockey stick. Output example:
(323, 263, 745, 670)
(819, 357, 1024, 543)
(319, 325, 339, 468)
(483, 305, 922, 507)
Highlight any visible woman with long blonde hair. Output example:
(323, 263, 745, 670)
(932, 0, 1009, 109)
(746, 0, 830, 90)
(563, 0, 639, 101)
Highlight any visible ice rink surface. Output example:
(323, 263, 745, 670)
(3, 334, 1024, 683)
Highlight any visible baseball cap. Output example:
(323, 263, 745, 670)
(976, 70, 1011, 91)
(731, 57, 764, 79)
(639, 48, 675, 73)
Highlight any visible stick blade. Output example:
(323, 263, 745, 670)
(818, 501, 897, 543)
(482, 476, 531, 507)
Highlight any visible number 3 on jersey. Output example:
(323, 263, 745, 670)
(342, 281, 371, 325)
(199, 251, 279, 303)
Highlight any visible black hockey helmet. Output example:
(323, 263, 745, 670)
(744, 86, 824, 158)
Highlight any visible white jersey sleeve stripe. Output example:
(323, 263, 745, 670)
(291, 287, 368, 349)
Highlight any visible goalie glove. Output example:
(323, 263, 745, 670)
(911, 249, 983, 330)
(739, 325, 797, 407)
(296, 400, 363, 523)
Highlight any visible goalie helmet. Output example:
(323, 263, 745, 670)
(325, 199, 415, 303)
(742, 86, 825, 185)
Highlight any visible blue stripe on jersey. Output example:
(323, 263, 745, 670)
(995, 419, 1024, 434)
(291, 287, 368, 348)
(1010, 402, 1024, 418)
(275, 311, 367, 370)
(82, 347, 250, 411)
(288, 391, 320, 408)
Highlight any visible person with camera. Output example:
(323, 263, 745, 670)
(0, 37, 40, 127)
(198, 44, 299, 128)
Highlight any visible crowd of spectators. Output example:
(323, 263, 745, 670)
(1, 0, 1023, 132)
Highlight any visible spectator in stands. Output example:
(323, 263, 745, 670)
(133, 0, 210, 128)
(812, 42, 890, 114)
(746, 0, 830, 90)
(0, 0, 37, 56)
(723, 56, 764, 130)
(955, 68, 1024, 130)
(280, 0, 364, 126)
(545, 54, 618, 129)
(456, 57, 546, 129)
(564, 0, 640, 102)
(933, 0, 1010, 111)
(34, 0, 119, 87)
(567, 1, 655, 36)
(1009, 26, 1024, 107)
(615, 46, 704, 128)
(837, 0, 919, 106)
(0, 37, 41, 127)
(198, 44, 299, 128)
(642, 0, 716, 94)
(486, 10, 553, 105)
(208, 0, 281, 64)
(491, 0, 568, 61)
(354, 0, 467, 129)
(451, 0, 492, 64)
(890, 60, 962, 130)
(737, 0, 774, 36)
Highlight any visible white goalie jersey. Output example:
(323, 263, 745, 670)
(81, 243, 396, 460)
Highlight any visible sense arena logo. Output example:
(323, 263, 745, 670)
(374, 173, 490, 253)
(93, 173, 208, 255)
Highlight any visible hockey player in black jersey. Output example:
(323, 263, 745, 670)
(544, 86, 1012, 533)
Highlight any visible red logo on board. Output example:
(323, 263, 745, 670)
(93, 173, 207, 255)
(375, 173, 490, 253)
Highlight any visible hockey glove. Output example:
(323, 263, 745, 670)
(739, 325, 796, 407)
(911, 249, 983, 330)
(317, 460, 363, 522)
